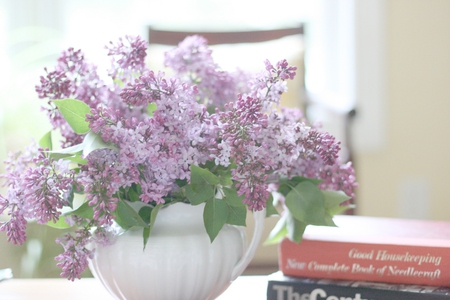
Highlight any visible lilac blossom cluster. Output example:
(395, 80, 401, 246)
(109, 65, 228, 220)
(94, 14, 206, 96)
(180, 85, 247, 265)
(0, 143, 74, 245)
(164, 35, 250, 109)
(0, 35, 357, 280)
(35, 36, 149, 148)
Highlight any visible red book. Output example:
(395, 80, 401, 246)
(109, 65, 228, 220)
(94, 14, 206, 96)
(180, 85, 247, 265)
(279, 215, 450, 287)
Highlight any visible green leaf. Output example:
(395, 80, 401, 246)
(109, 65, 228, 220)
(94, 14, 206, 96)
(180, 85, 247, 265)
(138, 206, 152, 224)
(45, 142, 90, 164)
(114, 199, 147, 230)
(175, 179, 188, 187)
(128, 186, 141, 202)
(147, 102, 157, 116)
(278, 176, 322, 196)
(265, 214, 288, 245)
(46, 142, 84, 156)
(64, 154, 87, 165)
(203, 198, 229, 242)
(149, 204, 162, 229)
(190, 165, 220, 187)
(322, 212, 337, 227)
(220, 175, 233, 187)
(45, 216, 71, 229)
(143, 204, 162, 250)
(267, 210, 308, 244)
(221, 187, 246, 226)
(265, 194, 279, 217)
(322, 190, 351, 209)
(322, 190, 352, 222)
(327, 204, 354, 217)
(142, 227, 151, 251)
(125, 199, 147, 213)
(222, 187, 244, 207)
(285, 181, 328, 225)
(279, 176, 323, 186)
(185, 165, 219, 205)
(53, 99, 91, 134)
(226, 204, 246, 226)
(82, 131, 118, 157)
(286, 211, 308, 243)
(185, 184, 214, 205)
(201, 160, 216, 170)
(39, 131, 53, 150)
(150, 204, 162, 229)
(217, 168, 233, 187)
(199, 161, 234, 187)
(66, 201, 94, 219)
(122, 184, 143, 203)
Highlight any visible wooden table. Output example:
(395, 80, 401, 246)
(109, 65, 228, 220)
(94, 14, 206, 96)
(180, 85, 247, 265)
(0, 276, 268, 299)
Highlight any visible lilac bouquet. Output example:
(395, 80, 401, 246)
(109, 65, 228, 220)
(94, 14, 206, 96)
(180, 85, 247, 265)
(0, 35, 357, 280)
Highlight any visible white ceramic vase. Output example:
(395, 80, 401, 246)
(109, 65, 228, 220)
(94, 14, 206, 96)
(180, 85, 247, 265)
(89, 202, 265, 300)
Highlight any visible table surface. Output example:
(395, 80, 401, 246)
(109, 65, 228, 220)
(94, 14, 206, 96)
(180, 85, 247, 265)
(0, 276, 268, 300)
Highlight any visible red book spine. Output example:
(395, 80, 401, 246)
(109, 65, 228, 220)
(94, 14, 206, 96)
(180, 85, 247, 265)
(279, 238, 450, 287)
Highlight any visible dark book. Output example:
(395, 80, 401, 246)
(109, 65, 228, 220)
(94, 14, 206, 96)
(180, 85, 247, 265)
(267, 271, 450, 300)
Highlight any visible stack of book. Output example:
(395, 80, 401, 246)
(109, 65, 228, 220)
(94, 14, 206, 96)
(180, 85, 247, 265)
(267, 215, 450, 299)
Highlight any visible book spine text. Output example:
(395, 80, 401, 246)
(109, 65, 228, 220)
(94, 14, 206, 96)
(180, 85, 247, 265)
(267, 280, 449, 300)
(279, 239, 450, 286)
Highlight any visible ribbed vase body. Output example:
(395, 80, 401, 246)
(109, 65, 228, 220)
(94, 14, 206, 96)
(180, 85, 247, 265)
(89, 203, 260, 300)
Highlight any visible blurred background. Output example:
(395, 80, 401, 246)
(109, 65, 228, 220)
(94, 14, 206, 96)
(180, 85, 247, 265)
(0, 0, 449, 278)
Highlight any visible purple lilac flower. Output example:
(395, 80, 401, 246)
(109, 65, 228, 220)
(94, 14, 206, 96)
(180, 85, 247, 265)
(22, 161, 72, 224)
(105, 35, 148, 82)
(1, 35, 358, 281)
(318, 161, 357, 199)
(0, 144, 38, 245)
(212, 59, 301, 210)
(115, 72, 210, 204)
(55, 47, 107, 109)
(92, 226, 116, 246)
(216, 95, 270, 210)
(55, 229, 93, 281)
(103, 36, 151, 121)
(106, 63, 221, 205)
(35, 48, 106, 147)
(274, 106, 357, 198)
(164, 35, 252, 109)
(0, 144, 74, 243)
(64, 215, 88, 227)
(279, 106, 306, 123)
(36, 37, 149, 148)
(24, 153, 74, 223)
(246, 59, 297, 110)
(120, 70, 176, 107)
(0, 199, 27, 245)
(78, 149, 122, 226)
(164, 35, 214, 74)
(35, 68, 72, 100)
(214, 58, 351, 209)
(299, 129, 340, 165)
